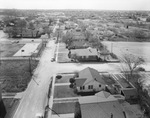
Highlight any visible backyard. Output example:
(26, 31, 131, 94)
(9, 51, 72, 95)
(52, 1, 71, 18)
(54, 85, 79, 98)
(52, 102, 77, 114)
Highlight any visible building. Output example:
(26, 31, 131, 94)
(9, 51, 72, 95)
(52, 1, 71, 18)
(0, 84, 6, 118)
(76, 91, 142, 118)
(121, 88, 138, 100)
(75, 67, 106, 92)
(69, 47, 99, 62)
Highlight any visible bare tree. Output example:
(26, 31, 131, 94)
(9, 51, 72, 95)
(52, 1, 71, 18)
(120, 53, 145, 81)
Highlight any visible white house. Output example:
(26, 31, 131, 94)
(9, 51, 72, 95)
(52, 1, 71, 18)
(75, 67, 106, 92)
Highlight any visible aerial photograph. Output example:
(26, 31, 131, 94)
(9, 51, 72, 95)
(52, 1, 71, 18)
(0, 0, 150, 118)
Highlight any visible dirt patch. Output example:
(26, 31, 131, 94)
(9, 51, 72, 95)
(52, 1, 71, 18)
(0, 43, 24, 57)
(0, 60, 38, 92)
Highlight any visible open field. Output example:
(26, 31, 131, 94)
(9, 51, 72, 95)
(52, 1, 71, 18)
(0, 60, 38, 92)
(0, 42, 24, 57)
(103, 41, 150, 62)
(54, 85, 79, 98)
(52, 102, 76, 114)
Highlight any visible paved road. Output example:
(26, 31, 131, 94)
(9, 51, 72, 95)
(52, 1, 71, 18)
(13, 40, 57, 118)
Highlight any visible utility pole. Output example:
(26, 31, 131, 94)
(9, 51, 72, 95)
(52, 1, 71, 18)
(111, 43, 113, 53)
(29, 57, 32, 76)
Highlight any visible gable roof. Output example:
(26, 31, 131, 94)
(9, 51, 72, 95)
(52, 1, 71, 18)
(79, 91, 126, 118)
(75, 67, 106, 87)
(79, 91, 117, 104)
(71, 48, 98, 57)
(95, 91, 111, 98)
(80, 101, 125, 118)
(75, 78, 87, 87)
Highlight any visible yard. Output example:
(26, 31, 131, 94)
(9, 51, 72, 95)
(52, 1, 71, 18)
(55, 74, 74, 83)
(0, 60, 38, 92)
(52, 102, 77, 114)
(54, 85, 79, 98)
(3, 98, 20, 118)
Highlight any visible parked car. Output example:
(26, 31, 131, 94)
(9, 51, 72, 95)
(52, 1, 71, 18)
(51, 58, 55, 62)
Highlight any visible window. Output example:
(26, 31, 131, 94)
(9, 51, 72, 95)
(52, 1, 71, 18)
(99, 84, 101, 87)
(83, 86, 85, 90)
(88, 85, 93, 89)
(80, 86, 82, 90)
(80, 86, 85, 90)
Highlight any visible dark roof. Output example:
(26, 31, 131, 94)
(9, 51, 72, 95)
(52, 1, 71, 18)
(121, 88, 138, 97)
(75, 67, 105, 86)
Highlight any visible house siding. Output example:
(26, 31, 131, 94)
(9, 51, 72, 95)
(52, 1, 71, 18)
(77, 81, 105, 92)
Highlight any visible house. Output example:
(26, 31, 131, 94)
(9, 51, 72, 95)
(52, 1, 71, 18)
(75, 67, 106, 92)
(121, 88, 138, 100)
(69, 47, 99, 61)
(22, 29, 38, 38)
(76, 91, 142, 118)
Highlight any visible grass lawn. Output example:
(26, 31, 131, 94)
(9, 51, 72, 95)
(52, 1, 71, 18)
(55, 74, 74, 83)
(57, 53, 71, 63)
(54, 85, 79, 98)
(3, 98, 20, 118)
(52, 102, 77, 114)
(0, 60, 38, 92)
(0, 43, 24, 57)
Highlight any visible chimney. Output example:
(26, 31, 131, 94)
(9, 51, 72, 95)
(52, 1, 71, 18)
(111, 113, 113, 118)
(123, 111, 127, 118)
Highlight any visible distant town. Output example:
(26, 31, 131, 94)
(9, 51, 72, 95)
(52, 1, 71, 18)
(0, 9, 150, 118)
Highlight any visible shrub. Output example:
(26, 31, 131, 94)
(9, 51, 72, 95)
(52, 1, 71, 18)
(69, 78, 75, 83)
(110, 53, 118, 59)
(56, 75, 62, 79)
(69, 83, 74, 88)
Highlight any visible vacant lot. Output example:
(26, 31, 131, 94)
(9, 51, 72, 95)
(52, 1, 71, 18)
(0, 60, 38, 92)
(103, 41, 150, 62)
(54, 85, 79, 98)
(55, 74, 74, 83)
(52, 102, 76, 114)
(0, 42, 24, 57)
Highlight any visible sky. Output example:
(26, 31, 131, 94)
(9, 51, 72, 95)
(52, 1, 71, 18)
(0, 0, 150, 11)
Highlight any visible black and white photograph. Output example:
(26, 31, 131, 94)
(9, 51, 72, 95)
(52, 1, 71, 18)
(0, 0, 150, 118)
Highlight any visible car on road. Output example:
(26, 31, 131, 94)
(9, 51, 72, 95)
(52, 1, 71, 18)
(51, 58, 55, 62)
(36, 113, 43, 118)
(11, 40, 19, 43)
